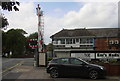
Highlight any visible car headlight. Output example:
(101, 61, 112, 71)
(100, 66, 104, 70)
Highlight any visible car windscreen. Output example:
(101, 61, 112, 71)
(78, 58, 89, 64)
(51, 59, 58, 63)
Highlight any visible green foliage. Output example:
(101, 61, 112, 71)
(2, 31, 7, 53)
(47, 57, 53, 61)
(1, 16, 9, 29)
(2, 30, 46, 58)
(108, 59, 117, 63)
(0, 0, 20, 29)
(2, 29, 27, 57)
(28, 32, 38, 39)
(47, 43, 53, 52)
(25, 32, 38, 53)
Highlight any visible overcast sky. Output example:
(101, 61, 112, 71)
(2, 0, 119, 44)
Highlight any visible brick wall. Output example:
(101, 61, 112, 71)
(95, 38, 120, 51)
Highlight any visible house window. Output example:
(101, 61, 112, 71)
(66, 39, 72, 44)
(109, 40, 114, 45)
(89, 38, 93, 43)
(115, 40, 119, 44)
(61, 39, 65, 44)
(70, 39, 72, 44)
(58, 40, 61, 44)
(76, 38, 79, 43)
(66, 39, 69, 44)
(80, 38, 87, 43)
(53, 41, 57, 44)
(80, 38, 93, 44)
(54, 39, 58, 44)
(73, 39, 75, 44)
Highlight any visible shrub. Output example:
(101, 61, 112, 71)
(47, 57, 53, 61)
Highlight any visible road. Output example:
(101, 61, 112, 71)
(1, 58, 34, 79)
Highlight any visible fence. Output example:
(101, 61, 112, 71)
(103, 63, 120, 76)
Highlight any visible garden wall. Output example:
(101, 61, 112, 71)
(103, 63, 120, 76)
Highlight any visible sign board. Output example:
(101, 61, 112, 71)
(71, 52, 120, 59)
(96, 53, 120, 59)
(71, 53, 95, 59)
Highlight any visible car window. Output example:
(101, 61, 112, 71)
(51, 59, 58, 63)
(59, 58, 69, 64)
(70, 58, 83, 65)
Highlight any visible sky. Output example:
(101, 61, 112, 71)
(1, 0, 119, 44)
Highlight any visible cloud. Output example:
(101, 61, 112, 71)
(44, 16, 63, 43)
(5, 2, 38, 35)
(44, 2, 118, 44)
(4, 2, 118, 44)
(62, 2, 118, 28)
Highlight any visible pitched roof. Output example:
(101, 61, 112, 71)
(51, 28, 94, 38)
(51, 28, 120, 38)
(88, 28, 119, 37)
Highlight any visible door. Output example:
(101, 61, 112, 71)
(69, 58, 87, 76)
(58, 58, 71, 75)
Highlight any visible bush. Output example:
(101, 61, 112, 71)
(108, 59, 117, 63)
(47, 57, 53, 61)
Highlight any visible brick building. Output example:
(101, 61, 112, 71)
(95, 38, 120, 51)
(88, 28, 120, 51)
(51, 28, 120, 60)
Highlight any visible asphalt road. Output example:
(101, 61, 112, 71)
(1, 58, 34, 78)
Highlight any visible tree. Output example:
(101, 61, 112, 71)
(28, 32, 38, 39)
(46, 43, 53, 58)
(47, 43, 53, 52)
(0, 15, 9, 29)
(25, 32, 38, 54)
(5, 29, 27, 57)
(47, 43, 53, 53)
(0, 0, 20, 29)
(2, 31, 7, 56)
(27, 32, 47, 52)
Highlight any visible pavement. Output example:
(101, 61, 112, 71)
(17, 66, 51, 79)
(2, 59, 120, 81)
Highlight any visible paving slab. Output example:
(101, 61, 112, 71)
(17, 66, 51, 79)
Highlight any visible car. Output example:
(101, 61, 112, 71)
(46, 57, 106, 79)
